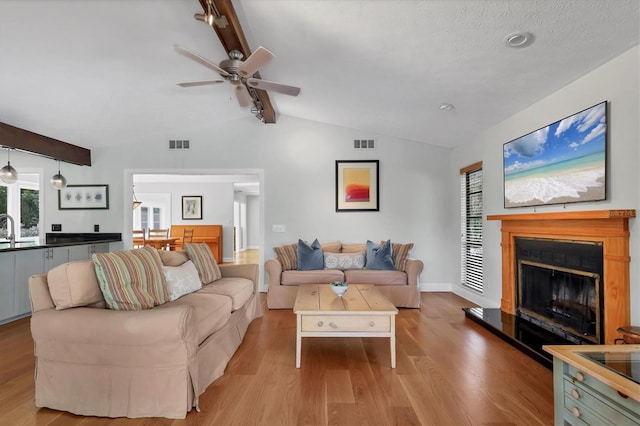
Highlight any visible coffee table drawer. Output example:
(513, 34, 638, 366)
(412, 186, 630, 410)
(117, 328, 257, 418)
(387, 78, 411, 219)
(301, 315, 390, 332)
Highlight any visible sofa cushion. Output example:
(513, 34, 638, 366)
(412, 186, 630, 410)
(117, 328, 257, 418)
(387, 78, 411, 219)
(197, 277, 254, 311)
(274, 243, 297, 270)
(321, 241, 342, 252)
(297, 239, 324, 270)
(92, 246, 169, 310)
(157, 293, 232, 345)
(162, 260, 202, 301)
(159, 249, 190, 267)
(47, 260, 105, 310)
(341, 243, 366, 253)
(185, 243, 222, 284)
(365, 240, 394, 270)
(281, 270, 345, 286)
(344, 269, 408, 286)
(324, 252, 365, 270)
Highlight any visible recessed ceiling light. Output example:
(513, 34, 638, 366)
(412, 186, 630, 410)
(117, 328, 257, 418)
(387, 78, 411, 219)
(505, 32, 535, 48)
(439, 103, 454, 111)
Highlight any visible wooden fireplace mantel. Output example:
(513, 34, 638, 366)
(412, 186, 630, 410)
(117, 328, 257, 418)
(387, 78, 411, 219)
(487, 209, 636, 344)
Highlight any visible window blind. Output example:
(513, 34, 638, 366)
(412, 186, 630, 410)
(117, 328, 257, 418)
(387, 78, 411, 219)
(460, 163, 483, 292)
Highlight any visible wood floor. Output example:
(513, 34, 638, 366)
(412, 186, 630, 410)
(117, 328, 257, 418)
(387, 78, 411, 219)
(0, 292, 554, 425)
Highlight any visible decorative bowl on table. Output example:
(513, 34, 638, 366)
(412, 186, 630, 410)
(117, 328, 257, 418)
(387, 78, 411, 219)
(330, 281, 349, 297)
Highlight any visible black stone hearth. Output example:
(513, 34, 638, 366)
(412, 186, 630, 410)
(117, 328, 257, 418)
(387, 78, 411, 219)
(463, 307, 577, 369)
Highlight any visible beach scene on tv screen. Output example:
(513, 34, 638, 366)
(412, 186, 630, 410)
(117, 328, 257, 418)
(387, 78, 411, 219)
(503, 102, 606, 208)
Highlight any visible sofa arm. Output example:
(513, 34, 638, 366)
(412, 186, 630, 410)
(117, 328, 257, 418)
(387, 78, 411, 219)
(31, 304, 196, 348)
(265, 258, 283, 286)
(219, 263, 259, 284)
(405, 259, 424, 288)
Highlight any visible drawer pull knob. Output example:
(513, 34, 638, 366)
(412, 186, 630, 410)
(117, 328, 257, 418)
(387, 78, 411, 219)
(317, 321, 323, 327)
(369, 322, 375, 327)
(574, 372, 585, 382)
(570, 389, 580, 399)
(329, 322, 337, 329)
(571, 407, 581, 418)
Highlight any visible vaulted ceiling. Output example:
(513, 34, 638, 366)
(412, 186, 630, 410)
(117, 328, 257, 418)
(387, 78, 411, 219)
(1, 0, 638, 150)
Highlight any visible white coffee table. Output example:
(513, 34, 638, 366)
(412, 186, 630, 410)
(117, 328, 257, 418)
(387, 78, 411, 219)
(293, 284, 398, 368)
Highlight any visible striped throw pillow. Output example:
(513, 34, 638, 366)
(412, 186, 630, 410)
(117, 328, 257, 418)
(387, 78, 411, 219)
(92, 246, 169, 310)
(184, 243, 222, 284)
(391, 242, 414, 271)
(273, 244, 298, 271)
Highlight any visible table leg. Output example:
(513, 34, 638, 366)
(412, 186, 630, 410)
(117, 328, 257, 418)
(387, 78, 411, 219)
(390, 314, 396, 368)
(296, 314, 302, 368)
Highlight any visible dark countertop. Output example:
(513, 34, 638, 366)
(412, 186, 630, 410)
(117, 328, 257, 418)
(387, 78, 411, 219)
(0, 233, 122, 252)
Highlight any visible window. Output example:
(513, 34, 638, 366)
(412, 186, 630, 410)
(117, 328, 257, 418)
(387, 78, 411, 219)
(460, 162, 483, 292)
(0, 174, 41, 242)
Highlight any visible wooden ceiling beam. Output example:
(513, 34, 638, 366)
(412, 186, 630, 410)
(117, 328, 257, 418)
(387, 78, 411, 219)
(197, 0, 276, 123)
(0, 122, 91, 166)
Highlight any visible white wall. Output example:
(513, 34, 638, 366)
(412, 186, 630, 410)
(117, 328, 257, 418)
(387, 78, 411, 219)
(247, 195, 260, 249)
(23, 115, 453, 291)
(451, 45, 640, 323)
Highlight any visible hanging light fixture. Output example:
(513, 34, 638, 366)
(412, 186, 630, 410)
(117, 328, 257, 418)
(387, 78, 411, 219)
(0, 147, 18, 184)
(50, 160, 67, 190)
(132, 186, 142, 210)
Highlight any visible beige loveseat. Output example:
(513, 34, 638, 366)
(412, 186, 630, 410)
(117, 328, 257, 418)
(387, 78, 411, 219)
(28, 249, 262, 419)
(266, 241, 423, 309)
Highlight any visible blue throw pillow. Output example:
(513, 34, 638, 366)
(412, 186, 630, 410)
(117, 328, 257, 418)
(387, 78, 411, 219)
(297, 239, 324, 270)
(365, 239, 394, 270)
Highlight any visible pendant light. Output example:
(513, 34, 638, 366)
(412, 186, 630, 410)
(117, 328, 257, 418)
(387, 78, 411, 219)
(50, 160, 67, 190)
(132, 186, 142, 210)
(0, 148, 18, 184)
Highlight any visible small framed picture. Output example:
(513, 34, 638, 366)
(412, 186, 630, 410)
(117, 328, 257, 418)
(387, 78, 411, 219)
(58, 184, 109, 210)
(182, 195, 202, 220)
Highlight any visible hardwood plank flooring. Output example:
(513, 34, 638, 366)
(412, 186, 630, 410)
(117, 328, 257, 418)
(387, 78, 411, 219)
(0, 292, 554, 425)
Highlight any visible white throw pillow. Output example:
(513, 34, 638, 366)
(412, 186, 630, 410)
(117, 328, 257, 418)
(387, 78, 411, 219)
(162, 260, 202, 301)
(324, 252, 365, 270)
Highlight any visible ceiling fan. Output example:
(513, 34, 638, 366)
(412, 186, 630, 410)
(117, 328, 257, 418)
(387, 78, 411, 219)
(174, 45, 301, 107)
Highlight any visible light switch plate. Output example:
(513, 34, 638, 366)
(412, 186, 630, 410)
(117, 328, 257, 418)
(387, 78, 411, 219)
(272, 224, 286, 233)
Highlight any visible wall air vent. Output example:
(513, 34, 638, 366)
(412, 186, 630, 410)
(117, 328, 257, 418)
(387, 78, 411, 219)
(169, 140, 190, 150)
(353, 139, 375, 150)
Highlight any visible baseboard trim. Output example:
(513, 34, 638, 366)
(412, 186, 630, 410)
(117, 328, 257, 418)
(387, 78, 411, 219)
(420, 282, 452, 292)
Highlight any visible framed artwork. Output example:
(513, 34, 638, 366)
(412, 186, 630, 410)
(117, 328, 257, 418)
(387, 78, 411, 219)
(182, 195, 202, 220)
(58, 184, 109, 210)
(335, 160, 379, 212)
(503, 101, 607, 208)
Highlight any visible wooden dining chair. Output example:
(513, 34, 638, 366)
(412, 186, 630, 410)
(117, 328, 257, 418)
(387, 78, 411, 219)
(182, 228, 194, 244)
(148, 228, 169, 239)
(148, 228, 170, 250)
(132, 229, 145, 248)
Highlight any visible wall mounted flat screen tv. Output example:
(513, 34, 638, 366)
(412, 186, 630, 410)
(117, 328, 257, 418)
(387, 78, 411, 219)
(503, 101, 607, 208)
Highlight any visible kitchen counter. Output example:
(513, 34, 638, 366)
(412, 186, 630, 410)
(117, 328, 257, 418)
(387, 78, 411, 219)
(0, 233, 121, 252)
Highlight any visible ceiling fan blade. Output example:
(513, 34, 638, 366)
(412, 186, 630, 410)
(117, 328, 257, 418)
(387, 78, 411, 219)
(246, 78, 300, 96)
(237, 46, 274, 77)
(174, 45, 230, 77)
(235, 84, 252, 107)
(176, 80, 224, 87)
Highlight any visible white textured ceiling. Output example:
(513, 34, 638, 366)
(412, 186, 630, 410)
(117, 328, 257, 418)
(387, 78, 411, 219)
(0, 0, 638, 150)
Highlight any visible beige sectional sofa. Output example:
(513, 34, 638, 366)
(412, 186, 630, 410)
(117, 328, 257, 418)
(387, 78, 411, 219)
(28, 248, 262, 419)
(266, 241, 423, 309)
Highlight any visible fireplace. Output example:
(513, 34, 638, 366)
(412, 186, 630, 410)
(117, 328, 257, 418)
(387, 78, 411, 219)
(487, 209, 635, 345)
(515, 237, 603, 344)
